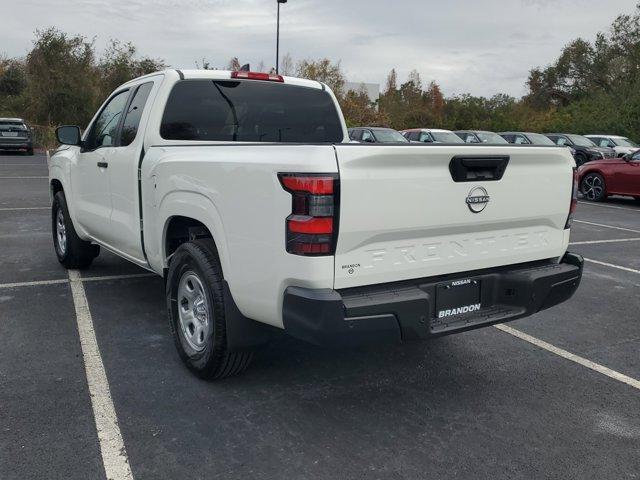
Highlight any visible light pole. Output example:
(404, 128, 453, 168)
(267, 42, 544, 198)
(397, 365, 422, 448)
(276, 0, 287, 74)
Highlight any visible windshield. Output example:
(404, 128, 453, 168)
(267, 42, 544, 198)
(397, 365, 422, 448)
(373, 129, 408, 143)
(0, 121, 27, 132)
(476, 132, 508, 144)
(528, 133, 556, 145)
(161, 80, 344, 143)
(615, 137, 639, 148)
(567, 134, 597, 147)
(431, 131, 464, 143)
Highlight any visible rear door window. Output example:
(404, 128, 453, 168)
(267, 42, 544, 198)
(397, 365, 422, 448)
(121, 82, 154, 147)
(161, 79, 344, 143)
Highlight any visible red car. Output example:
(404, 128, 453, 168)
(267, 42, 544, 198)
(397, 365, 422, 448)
(578, 150, 640, 201)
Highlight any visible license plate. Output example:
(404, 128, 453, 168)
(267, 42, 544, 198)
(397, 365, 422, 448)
(435, 279, 481, 319)
(1, 132, 18, 137)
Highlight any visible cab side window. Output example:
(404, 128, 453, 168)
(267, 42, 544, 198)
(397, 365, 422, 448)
(84, 90, 129, 151)
(514, 135, 529, 145)
(121, 83, 154, 147)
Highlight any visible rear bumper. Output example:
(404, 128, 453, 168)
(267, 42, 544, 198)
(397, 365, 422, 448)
(0, 140, 32, 150)
(283, 253, 583, 347)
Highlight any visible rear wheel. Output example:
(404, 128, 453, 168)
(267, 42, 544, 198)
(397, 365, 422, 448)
(575, 152, 588, 167)
(581, 173, 607, 202)
(52, 191, 99, 269)
(166, 238, 253, 380)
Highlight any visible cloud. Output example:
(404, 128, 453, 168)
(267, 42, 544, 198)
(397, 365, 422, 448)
(1, 0, 635, 97)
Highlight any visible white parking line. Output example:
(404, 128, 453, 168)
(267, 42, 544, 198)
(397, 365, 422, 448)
(0, 278, 68, 289)
(578, 201, 639, 212)
(68, 270, 134, 480)
(584, 258, 640, 275)
(0, 273, 157, 289)
(573, 220, 640, 234)
(82, 273, 156, 282)
(495, 324, 640, 391)
(569, 237, 640, 245)
(0, 206, 49, 211)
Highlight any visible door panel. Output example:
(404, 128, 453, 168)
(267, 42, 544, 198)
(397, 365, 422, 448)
(106, 82, 156, 261)
(73, 89, 130, 241)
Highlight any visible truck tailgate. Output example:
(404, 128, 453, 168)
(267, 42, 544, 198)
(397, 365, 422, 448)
(333, 145, 574, 289)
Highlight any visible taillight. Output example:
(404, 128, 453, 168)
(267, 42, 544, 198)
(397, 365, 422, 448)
(279, 173, 339, 256)
(231, 71, 284, 82)
(565, 168, 578, 229)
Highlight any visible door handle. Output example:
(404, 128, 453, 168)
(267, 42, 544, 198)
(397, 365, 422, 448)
(97, 161, 108, 168)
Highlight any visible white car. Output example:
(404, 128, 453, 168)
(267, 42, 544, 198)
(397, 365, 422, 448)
(400, 128, 465, 143)
(48, 69, 583, 379)
(585, 134, 639, 157)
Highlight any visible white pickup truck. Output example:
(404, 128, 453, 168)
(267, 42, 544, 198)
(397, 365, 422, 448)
(49, 69, 583, 379)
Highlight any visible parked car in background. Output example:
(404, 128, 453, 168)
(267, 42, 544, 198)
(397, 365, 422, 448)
(578, 149, 640, 201)
(585, 134, 639, 158)
(348, 127, 408, 143)
(545, 133, 616, 166)
(454, 130, 509, 144)
(400, 128, 464, 143)
(0, 118, 34, 155)
(499, 131, 557, 146)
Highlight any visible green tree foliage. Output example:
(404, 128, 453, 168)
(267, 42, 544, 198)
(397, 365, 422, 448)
(0, 27, 164, 140)
(296, 58, 345, 97)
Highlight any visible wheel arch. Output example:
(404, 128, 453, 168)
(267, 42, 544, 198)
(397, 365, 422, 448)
(158, 192, 230, 277)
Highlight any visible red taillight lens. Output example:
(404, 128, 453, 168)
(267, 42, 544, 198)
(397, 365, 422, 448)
(565, 168, 579, 229)
(279, 173, 339, 256)
(280, 176, 334, 194)
(231, 71, 284, 82)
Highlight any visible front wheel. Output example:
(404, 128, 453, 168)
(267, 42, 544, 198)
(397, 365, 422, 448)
(581, 173, 607, 202)
(52, 191, 99, 269)
(166, 238, 253, 380)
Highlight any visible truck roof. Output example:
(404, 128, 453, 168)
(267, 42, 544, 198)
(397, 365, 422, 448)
(119, 69, 325, 91)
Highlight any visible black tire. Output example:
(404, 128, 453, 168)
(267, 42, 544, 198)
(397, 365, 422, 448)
(575, 153, 588, 167)
(580, 173, 607, 202)
(26, 147, 34, 156)
(52, 191, 99, 269)
(166, 238, 253, 380)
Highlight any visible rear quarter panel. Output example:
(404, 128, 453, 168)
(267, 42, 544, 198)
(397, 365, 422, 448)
(142, 145, 339, 328)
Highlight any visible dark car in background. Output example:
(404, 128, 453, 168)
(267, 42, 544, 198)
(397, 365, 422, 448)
(348, 127, 408, 143)
(545, 133, 616, 166)
(454, 130, 508, 144)
(0, 118, 34, 155)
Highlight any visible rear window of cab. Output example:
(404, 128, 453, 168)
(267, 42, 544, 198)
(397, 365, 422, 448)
(160, 79, 344, 143)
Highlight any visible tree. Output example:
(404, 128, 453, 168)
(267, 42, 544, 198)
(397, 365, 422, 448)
(280, 53, 294, 76)
(296, 58, 345, 97)
(23, 27, 99, 126)
(98, 39, 165, 99)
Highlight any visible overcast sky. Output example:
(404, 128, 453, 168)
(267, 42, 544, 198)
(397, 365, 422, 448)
(2, 0, 636, 97)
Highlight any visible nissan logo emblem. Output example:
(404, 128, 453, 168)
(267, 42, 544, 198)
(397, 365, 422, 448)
(466, 186, 490, 213)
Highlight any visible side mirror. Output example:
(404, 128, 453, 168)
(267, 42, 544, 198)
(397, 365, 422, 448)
(622, 153, 632, 161)
(363, 137, 375, 143)
(56, 125, 82, 146)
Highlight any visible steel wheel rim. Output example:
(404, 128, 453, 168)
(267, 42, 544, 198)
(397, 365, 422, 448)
(56, 208, 67, 255)
(177, 271, 210, 352)
(583, 175, 603, 200)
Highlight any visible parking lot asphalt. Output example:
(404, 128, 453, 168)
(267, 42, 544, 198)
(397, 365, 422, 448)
(1, 152, 639, 480)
